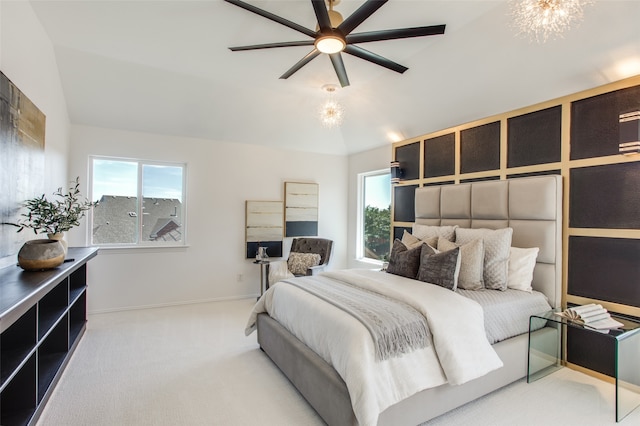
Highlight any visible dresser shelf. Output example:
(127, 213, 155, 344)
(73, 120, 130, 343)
(0, 247, 98, 426)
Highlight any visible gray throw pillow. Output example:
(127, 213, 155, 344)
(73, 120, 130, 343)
(438, 237, 484, 290)
(416, 245, 461, 291)
(386, 239, 426, 279)
(455, 227, 513, 291)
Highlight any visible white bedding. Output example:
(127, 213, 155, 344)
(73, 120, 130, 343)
(246, 269, 503, 426)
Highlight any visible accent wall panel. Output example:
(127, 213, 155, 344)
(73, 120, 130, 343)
(245, 200, 283, 259)
(394, 142, 420, 181)
(507, 106, 561, 167)
(567, 327, 615, 377)
(460, 122, 500, 174)
(424, 133, 454, 178)
(393, 226, 412, 241)
(570, 162, 640, 229)
(570, 85, 640, 160)
(568, 236, 640, 308)
(285, 182, 318, 237)
(393, 185, 417, 223)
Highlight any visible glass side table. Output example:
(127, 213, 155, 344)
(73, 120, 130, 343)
(253, 260, 270, 300)
(528, 309, 640, 422)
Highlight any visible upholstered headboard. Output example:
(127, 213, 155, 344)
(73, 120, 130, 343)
(414, 175, 562, 308)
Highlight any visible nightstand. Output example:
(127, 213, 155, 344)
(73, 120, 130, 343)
(253, 260, 270, 300)
(527, 309, 640, 422)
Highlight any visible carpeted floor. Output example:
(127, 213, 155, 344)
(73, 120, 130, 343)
(37, 298, 640, 425)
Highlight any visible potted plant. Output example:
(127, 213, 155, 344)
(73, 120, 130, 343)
(11, 177, 97, 248)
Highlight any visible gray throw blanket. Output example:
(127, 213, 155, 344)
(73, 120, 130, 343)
(282, 276, 430, 361)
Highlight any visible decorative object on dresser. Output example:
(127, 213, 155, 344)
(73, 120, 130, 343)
(284, 182, 319, 237)
(16, 239, 65, 271)
(0, 247, 98, 426)
(5, 177, 96, 257)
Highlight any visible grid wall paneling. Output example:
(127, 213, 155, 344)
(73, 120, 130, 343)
(393, 185, 418, 223)
(567, 327, 615, 377)
(423, 133, 455, 178)
(569, 162, 640, 229)
(570, 85, 640, 160)
(460, 121, 501, 174)
(393, 226, 412, 242)
(568, 236, 640, 308)
(391, 75, 640, 379)
(394, 142, 420, 181)
(508, 106, 562, 167)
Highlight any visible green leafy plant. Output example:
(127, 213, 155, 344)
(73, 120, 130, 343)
(11, 177, 97, 235)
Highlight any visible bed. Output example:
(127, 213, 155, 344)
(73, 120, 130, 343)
(247, 175, 563, 426)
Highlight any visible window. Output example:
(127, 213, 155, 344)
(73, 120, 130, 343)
(359, 170, 391, 262)
(90, 157, 186, 246)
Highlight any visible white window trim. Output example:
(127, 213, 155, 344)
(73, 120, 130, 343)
(88, 155, 188, 248)
(356, 168, 390, 264)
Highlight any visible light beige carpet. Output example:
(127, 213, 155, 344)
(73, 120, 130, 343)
(37, 299, 640, 425)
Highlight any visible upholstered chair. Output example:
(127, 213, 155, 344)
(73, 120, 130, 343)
(268, 238, 333, 287)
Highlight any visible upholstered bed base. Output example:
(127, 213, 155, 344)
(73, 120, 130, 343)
(258, 312, 558, 425)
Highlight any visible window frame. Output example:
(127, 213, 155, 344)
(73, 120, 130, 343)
(357, 168, 391, 264)
(88, 155, 188, 248)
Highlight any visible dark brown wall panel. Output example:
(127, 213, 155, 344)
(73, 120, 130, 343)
(393, 185, 418, 223)
(507, 170, 561, 179)
(568, 236, 640, 308)
(507, 106, 562, 167)
(393, 226, 412, 241)
(570, 162, 640, 229)
(567, 327, 615, 377)
(570, 85, 640, 160)
(424, 133, 455, 178)
(395, 142, 420, 181)
(460, 122, 500, 174)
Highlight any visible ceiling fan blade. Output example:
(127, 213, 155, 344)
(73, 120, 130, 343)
(230, 40, 315, 51)
(224, 0, 316, 38)
(311, 0, 332, 32)
(344, 45, 407, 74)
(347, 25, 446, 44)
(338, 0, 388, 35)
(280, 49, 321, 80)
(329, 53, 350, 87)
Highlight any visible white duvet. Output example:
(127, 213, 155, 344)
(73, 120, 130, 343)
(246, 269, 503, 426)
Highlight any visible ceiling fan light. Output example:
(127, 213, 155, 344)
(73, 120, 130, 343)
(315, 35, 346, 54)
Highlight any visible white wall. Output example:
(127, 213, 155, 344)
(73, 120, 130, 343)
(0, 1, 71, 268)
(1, 1, 70, 192)
(346, 144, 392, 269)
(68, 125, 348, 313)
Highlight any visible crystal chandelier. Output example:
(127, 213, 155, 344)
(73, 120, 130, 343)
(509, 0, 593, 43)
(318, 84, 344, 128)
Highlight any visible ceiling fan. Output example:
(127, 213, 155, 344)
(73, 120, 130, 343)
(224, 0, 446, 87)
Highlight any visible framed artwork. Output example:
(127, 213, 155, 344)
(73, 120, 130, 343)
(0, 71, 46, 260)
(245, 200, 283, 259)
(285, 182, 318, 237)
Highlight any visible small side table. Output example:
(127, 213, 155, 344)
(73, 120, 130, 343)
(528, 309, 640, 422)
(253, 260, 270, 300)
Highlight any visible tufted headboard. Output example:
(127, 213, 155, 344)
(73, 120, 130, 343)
(414, 175, 562, 308)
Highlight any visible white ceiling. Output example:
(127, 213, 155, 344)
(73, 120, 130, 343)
(30, 0, 640, 155)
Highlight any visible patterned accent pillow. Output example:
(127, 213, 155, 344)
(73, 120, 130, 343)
(416, 245, 461, 291)
(287, 252, 321, 275)
(386, 239, 427, 279)
(412, 224, 457, 242)
(455, 227, 513, 291)
(401, 230, 438, 249)
(438, 237, 484, 290)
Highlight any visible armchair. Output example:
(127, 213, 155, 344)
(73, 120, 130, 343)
(268, 237, 333, 287)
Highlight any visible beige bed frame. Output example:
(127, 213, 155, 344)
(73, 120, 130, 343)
(257, 175, 563, 425)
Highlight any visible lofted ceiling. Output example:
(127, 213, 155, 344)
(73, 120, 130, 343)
(30, 0, 640, 155)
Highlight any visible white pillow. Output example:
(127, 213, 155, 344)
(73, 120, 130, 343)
(401, 230, 437, 249)
(412, 224, 457, 242)
(455, 227, 513, 291)
(438, 237, 484, 290)
(507, 247, 539, 292)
